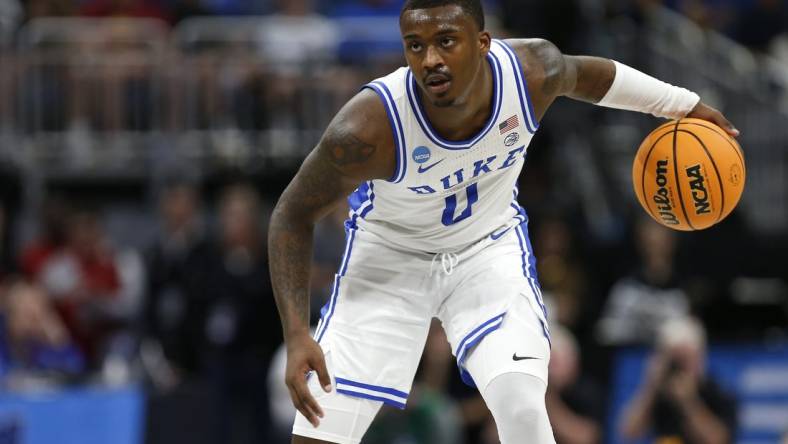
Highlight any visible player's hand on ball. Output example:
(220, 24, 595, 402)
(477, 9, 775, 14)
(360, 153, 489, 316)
(686, 101, 739, 137)
(285, 332, 332, 427)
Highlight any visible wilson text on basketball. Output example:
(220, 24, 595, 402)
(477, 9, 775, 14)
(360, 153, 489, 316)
(653, 159, 679, 225)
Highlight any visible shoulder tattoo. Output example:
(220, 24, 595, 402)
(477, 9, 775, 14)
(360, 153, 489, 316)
(527, 39, 566, 96)
(324, 125, 376, 167)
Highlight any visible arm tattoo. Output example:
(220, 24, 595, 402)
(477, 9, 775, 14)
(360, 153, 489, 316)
(268, 85, 392, 339)
(269, 111, 382, 338)
(532, 40, 565, 96)
(541, 65, 562, 96)
(325, 125, 376, 167)
(268, 205, 314, 334)
(269, 160, 340, 336)
(269, 139, 355, 338)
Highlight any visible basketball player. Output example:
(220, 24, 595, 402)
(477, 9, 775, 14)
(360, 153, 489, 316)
(268, 1, 739, 443)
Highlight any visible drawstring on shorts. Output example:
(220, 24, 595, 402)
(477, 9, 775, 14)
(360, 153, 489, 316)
(430, 252, 459, 276)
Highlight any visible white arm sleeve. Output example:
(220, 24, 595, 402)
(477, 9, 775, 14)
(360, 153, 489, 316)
(596, 60, 700, 120)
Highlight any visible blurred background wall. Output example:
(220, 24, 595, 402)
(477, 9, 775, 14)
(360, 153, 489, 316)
(0, 0, 786, 443)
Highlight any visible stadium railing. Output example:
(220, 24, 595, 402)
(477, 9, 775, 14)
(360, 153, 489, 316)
(0, 13, 786, 236)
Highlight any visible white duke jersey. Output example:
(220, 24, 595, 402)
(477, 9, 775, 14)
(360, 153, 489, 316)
(348, 39, 540, 253)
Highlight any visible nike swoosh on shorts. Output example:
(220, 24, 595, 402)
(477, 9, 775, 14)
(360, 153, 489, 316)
(490, 227, 512, 240)
(512, 353, 540, 361)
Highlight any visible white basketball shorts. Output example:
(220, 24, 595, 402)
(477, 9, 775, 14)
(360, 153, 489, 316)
(293, 220, 551, 442)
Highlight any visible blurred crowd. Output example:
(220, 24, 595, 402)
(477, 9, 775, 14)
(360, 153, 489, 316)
(0, 0, 784, 146)
(0, 0, 786, 138)
(0, 181, 285, 443)
(0, 0, 785, 443)
(0, 0, 785, 50)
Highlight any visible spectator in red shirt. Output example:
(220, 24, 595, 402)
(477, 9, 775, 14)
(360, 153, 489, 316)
(19, 197, 71, 279)
(34, 207, 143, 368)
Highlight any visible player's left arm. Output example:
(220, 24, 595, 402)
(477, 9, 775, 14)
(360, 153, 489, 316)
(507, 38, 739, 137)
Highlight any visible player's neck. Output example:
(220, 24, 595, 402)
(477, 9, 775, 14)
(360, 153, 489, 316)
(420, 58, 493, 142)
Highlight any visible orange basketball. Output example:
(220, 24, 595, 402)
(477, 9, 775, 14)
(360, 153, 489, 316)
(632, 118, 745, 231)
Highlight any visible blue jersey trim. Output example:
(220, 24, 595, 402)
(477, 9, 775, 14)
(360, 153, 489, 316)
(489, 203, 527, 241)
(514, 223, 551, 345)
(454, 312, 505, 358)
(455, 313, 506, 387)
(362, 83, 407, 183)
(339, 229, 356, 276)
(514, 223, 547, 318)
(348, 181, 375, 226)
(521, 223, 549, 320)
(375, 82, 408, 182)
(359, 182, 375, 218)
(335, 389, 407, 410)
(489, 190, 528, 241)
(495, 40, 540, 133)
(405, 52, 503, 150)
(334, 377, 409, 399)
(315, 228, 357, 343)
(348, 181, 371, 211)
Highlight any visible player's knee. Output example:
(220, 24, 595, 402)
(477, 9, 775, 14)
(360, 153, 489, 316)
(485, 372, 548, 425)
(491, 391, 544, 426)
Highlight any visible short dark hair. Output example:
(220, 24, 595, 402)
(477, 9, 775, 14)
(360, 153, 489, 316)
(400, 0, 485, 31)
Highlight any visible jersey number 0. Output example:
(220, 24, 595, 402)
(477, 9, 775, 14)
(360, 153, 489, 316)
(441, 183, 479, 226)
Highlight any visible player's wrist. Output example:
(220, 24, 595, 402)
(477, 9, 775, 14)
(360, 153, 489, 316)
(596, 60, 700, 119)
(283, 322, 312, 342)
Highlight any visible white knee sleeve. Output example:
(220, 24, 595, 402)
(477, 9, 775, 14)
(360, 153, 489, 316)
(482, 372, 556, 444)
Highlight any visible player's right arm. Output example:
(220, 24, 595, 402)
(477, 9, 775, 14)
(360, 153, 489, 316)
(268, 88, 395, 427)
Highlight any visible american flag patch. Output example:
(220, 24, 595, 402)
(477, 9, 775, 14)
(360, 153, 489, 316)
(498, 115, 519, 134)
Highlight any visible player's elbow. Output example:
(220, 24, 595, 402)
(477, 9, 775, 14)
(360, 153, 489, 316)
(270, 194, 314, 235)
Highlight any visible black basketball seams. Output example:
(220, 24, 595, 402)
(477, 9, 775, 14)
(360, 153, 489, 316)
(672, 120, 695, 230)
(678, 121, 745, 178)
(675, 129, 725, 224)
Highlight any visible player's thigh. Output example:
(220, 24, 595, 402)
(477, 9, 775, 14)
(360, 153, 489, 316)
(314, 229, 435, 408)
(311, 291, 431, 413)
(292, 373, 383, 444)
(297, 230, 434, 443)
(463, 292, 551, 393)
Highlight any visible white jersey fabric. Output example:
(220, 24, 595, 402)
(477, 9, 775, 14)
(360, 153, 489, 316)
(349, 39, 540, 253)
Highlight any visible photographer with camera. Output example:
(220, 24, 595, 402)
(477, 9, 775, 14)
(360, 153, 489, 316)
(620, 317, 737, 444)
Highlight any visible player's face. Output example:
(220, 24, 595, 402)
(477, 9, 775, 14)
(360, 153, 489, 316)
(400, 5, 490, 108)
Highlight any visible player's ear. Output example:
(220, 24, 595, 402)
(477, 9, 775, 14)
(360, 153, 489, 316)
(478, 31, 491, 56)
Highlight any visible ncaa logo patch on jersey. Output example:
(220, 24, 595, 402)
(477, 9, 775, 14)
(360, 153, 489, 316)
(504, 132, 520, 147)
(412, 146, 431, 164)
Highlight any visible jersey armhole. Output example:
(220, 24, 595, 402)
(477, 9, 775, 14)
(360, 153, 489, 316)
(361, 82, 407, 183)
(493, 40, 540, 133)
